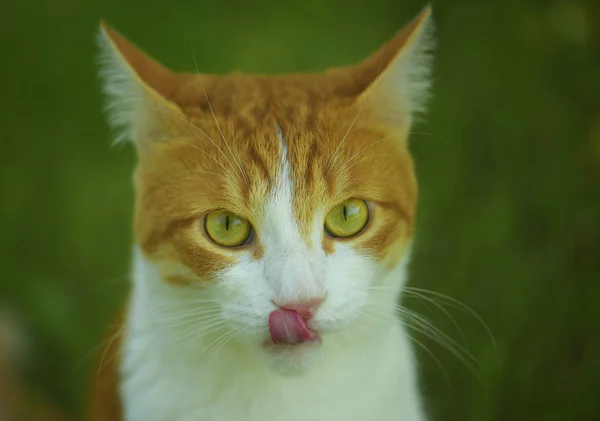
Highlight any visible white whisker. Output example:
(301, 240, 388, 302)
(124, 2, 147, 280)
(358, 309, 441, 378)
(408, 131, 446, 142)
(153, 300, 221, 311)
(403, 286, 496, 349)
(402, 291, 469, 351)
(208, 327, 244, 362)
(327, 46, 387, 173)
(172, 319, 227, 345)
(188, 41, 250, 185)
(148, 105, 239, 182)
(404, 331, 448, 378)
(364, 297, 481, 377)
(195, 326, 240, 362)
(152, 313, 223, 335)
(326, 100, 368, 173)
(337, 134, 400, 174)
(96, 324, 126, 375)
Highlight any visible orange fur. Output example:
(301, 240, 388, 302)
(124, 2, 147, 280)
(90, 6, 432, 418)
(85, 312, 124, 421)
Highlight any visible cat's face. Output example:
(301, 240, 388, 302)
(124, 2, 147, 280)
(99, 6, 433, 374)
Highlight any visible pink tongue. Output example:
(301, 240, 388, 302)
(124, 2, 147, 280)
(268, 308, 315, 345)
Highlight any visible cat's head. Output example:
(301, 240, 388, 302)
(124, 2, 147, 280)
(98, 6, 434, 374)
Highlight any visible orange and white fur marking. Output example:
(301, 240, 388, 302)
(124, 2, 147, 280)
(92, 5, 435, 421)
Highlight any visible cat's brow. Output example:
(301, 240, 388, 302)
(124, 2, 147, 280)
(147, 105, 237, 182)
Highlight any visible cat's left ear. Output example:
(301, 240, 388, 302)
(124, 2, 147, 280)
(353, 5, 435, 130)
(97, 23, 187, 152)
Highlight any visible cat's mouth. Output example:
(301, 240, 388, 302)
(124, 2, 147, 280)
(265, 308, 321, 347)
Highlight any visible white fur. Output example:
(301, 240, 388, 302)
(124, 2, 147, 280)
(119, 136, 426, 420)
(394, 14, 436, 118)
(97, 28, 145, 144)
(97, 27, 180, 146)
(365, 10, 435, 127)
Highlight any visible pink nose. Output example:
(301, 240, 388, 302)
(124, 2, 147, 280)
(273, 298, 324, 318)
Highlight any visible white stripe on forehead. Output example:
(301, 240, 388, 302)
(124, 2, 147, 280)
(257, 126, 324, 300)
(270, 124, 326, 249)
(275, 124, 289, 182)
(261, 124, 302, 250)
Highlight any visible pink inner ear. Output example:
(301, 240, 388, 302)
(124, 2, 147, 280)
(268, 309, 316, 345)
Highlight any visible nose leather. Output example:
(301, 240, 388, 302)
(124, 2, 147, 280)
(273, 297, 324, 319)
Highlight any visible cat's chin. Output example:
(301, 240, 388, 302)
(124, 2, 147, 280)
(260, 336, 323, 376)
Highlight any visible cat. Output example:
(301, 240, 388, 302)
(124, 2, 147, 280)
(88, 5, 435, 421)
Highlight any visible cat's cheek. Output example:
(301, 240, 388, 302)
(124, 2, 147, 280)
(213, 257, 275, 329)
(144, 255, 210, 286)
(314, 245, 376, 330)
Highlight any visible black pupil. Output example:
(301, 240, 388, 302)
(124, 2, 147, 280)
(225, 214, 230, 231)
(343, 204, 348, 221)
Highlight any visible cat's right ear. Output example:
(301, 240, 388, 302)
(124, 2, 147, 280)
(97, 23, 185, 152)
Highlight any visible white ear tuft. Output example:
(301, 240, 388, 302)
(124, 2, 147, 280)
(393, 16, 435, 118)
(96, 24, 183, 149)
(97, 26, 146, 145)
(360, 6, 436, 128)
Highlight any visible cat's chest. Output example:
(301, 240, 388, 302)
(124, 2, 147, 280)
(119, 330, 424, 421)
(121, 370, 416, 421)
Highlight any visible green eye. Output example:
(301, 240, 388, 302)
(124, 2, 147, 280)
(325, 199, 369, 238)
(205, 211, 252, 247)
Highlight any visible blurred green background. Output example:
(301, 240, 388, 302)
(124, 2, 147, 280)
(1, 0, 599, 419)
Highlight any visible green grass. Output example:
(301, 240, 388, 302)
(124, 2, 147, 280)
(1, 0, 599, 419)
